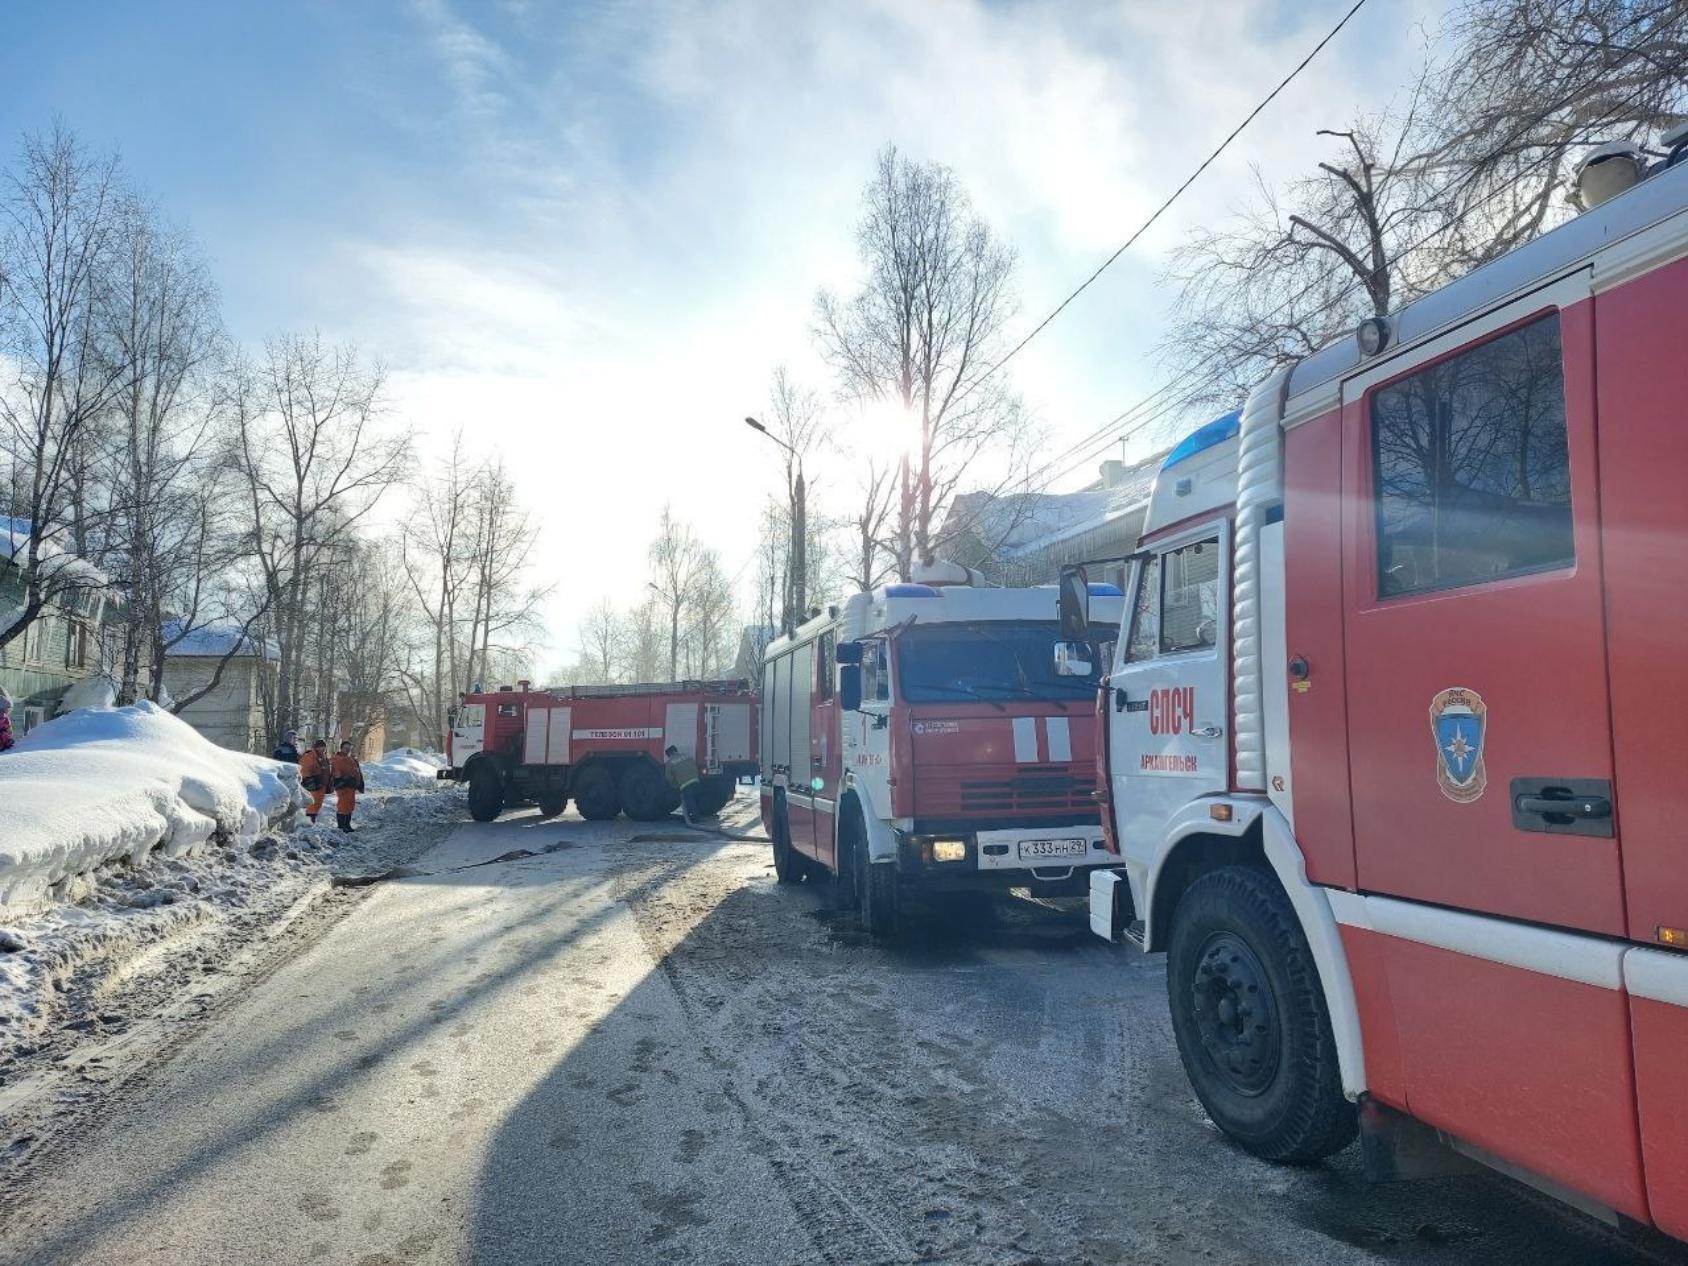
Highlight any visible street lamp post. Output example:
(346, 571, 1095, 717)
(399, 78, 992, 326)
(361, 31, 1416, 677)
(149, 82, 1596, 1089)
(745, 417, 805, 634)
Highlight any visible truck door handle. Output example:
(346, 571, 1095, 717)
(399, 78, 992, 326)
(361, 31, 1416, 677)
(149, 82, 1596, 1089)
(1510, 778, 1615, 837)
(1192, 724, 1223, 739)
(1516, 794, 1610, 818)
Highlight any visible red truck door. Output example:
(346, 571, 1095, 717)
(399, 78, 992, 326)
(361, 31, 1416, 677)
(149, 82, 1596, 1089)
(1337, 276, 1645, 1218)
(1597, 252, 1688, 1240)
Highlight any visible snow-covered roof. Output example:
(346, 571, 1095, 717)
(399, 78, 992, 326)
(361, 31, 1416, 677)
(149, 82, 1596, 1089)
(163, 621, 278, 659)
(0, 514, 111, 588)
(940, 450, 1164, 565)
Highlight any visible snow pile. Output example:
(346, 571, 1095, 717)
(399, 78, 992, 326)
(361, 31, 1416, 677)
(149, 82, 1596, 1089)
(0, 702, 299, 911)
(55, 674, 117, 714)
(362, 746, 447, 791)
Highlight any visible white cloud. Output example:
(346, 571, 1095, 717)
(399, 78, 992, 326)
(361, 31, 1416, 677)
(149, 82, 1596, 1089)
(333, 0, 1453, 663)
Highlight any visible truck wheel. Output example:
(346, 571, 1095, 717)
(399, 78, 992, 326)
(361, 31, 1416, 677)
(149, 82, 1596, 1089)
(619, 761, 671, 822)
(572, 765, 620, 821)
(693, 775, 735, 817)
(537, 788, 569, 819)
(854, 821, 899, 941)
(467, 763, 503, 823)
(1166, 865, 1356, 1163)
(772, 797, 803, 885)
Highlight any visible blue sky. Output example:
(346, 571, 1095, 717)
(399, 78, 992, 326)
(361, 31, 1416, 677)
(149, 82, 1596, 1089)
(1, 0, 1445, 663)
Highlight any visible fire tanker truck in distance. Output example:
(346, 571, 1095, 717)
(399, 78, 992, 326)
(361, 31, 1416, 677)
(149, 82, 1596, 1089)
(761, 566, 1123, 937)
(1068, 136, 1688, 1237)
(438, 679, 757, 823)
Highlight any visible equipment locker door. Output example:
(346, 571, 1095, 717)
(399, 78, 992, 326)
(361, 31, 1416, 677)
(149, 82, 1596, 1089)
(809, 631, 840, 870)
(1337, 275, 1645, 1218)
(1340, 277, 1620, 932)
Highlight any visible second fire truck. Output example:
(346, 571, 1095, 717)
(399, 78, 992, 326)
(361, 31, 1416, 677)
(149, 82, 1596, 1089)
(761, 568, 1123, 937)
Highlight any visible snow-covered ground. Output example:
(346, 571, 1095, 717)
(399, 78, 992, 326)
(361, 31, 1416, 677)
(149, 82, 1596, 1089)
(0, 703, 299, 911)
(0, 706, 465, 1069)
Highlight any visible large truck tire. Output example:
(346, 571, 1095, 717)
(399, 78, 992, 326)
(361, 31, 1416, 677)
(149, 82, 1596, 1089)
(771, 795, 803, 885)
(851, 812, 899, 941)
(536, 787, 569, 819)
(1165, 865, 1356, 1163)
(693, 774, 735, 817)
(467, 762, 503, 823)
(619, 761, 672, 822)
(572, 764, 621, 821)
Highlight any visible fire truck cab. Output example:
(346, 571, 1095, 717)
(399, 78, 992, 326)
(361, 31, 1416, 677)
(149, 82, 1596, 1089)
(761, 570, 1123, 938)
(1075, 153, 1688, 1235)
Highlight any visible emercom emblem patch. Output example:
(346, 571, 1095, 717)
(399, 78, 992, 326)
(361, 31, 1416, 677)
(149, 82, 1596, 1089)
(1429, 686, 1487, 803)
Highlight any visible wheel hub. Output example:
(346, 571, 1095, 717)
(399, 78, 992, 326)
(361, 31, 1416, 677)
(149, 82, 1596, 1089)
(1191, 932, 1279, 1096)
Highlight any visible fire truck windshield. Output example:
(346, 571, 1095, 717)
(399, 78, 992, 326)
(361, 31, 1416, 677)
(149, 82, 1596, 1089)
(896, 621, 1111, 703)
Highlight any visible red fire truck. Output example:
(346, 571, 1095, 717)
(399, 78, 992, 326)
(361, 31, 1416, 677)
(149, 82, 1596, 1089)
(438, 679, 757, 823)
(761, 568, 1123, 937)
(1070, 140, 1688, 1236)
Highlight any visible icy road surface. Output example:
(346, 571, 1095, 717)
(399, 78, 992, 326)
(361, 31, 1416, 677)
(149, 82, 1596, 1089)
(1, 797, 1682, 1266)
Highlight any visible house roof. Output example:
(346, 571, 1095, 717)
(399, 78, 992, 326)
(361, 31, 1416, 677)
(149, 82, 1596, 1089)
(163, 620, 278, 659)
(942, 448, 1165, 564)
(0, 515, 110, 588)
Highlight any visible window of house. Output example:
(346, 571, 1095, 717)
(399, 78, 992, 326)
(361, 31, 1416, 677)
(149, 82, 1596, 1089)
(817, 631, 835, 701)
(1372, 312, 1573, 598)
(22, 705, 45, 735)
(1124, 555, 1161, 663)
(23, 618, 44, 665)
(1160, 539, 1219, 654)
(65, 620, 89, 670)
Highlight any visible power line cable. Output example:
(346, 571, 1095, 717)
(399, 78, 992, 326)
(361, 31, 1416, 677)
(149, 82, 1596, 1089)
(1017, 81, 1656, 494)
(968, 0, 1373, 393)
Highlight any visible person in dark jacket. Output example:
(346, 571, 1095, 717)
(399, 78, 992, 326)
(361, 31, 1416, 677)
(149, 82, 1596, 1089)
(331, 741, 365, 833)
(272, 730, 301, 764)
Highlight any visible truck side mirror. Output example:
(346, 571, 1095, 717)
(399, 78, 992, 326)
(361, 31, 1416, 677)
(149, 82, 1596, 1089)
(836, 640, 863, 665)
(1057, 565, 1091, 642)
(839, 664, 862, 711)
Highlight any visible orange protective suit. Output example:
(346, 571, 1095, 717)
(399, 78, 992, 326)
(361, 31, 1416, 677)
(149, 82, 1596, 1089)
(299, 748, 328, 818)
(331, 750, 363, 816)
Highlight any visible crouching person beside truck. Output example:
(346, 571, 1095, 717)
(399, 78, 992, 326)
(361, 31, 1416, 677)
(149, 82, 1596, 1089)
(664, 745, 704, 824)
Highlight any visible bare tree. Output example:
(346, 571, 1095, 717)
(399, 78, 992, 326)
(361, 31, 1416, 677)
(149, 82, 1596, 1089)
(842, 457, 899, 592)
(761, 364, 828, 627)
(648, 505, 701, 681)
(577, 596, 627, 684)
(1429, 0, 1688, 272)
(232, 333, 409, 746)
(1158, 92, 1447, 411)
(1159, 3, 1688, 406)
(681, 548, 735, 678)
(0, 125, 128, 650)
(816, 146, 1026, 577)
(401, 433, 477, 745)
(102, 192, 230, 703)
(460, 458, 549, 696)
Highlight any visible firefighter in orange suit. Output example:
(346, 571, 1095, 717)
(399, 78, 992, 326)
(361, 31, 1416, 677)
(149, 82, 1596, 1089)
(331, 740, 365, 833)
(299, 739, 329, 823)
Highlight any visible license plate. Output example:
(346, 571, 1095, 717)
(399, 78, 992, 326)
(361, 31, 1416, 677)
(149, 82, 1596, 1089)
(1018, 837, 1087, 859)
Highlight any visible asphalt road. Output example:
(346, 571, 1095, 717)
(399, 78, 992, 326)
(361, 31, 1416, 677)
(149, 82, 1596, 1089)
(2, 797, 1681, 1266)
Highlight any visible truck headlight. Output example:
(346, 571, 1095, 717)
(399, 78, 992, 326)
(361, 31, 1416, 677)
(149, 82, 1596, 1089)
(931, 838, 967, 863)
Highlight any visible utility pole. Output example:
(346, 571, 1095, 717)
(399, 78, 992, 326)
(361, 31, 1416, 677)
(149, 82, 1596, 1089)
(745, 416, 806, 633)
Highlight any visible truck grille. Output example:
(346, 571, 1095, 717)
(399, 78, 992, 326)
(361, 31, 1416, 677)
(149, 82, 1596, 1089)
(919, 764, 1096, 817)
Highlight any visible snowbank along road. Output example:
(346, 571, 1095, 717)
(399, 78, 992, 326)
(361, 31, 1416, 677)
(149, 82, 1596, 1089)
(1, 793, 1683, 1265)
